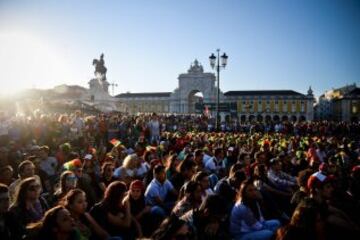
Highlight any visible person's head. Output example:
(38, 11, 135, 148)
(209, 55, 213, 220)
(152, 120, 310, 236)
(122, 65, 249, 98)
(0, 184, 9, 214)
(192, 171, 210, 190)
(103, 181, 127, 209)
(230, 170, 247, 190)
(39, 145, 50, 159)
(63, 189, 87, 216)
(122, 154, 140, 170)
(254, 151, 266, 164)
(198, 194, 227, 224)
(269, 158, 282, 172)
(177, 158, 196, 180)
(166, 154, 180, 171)
(183, 180, 202, 203)
(307, 173, 334, 201)
(239, 153, 251, 165)
(63, 159, 83, 178)
(18, 160, 35, 179)
(30, 206, 75, 238)
(101, 162, 114, 179)
(0, 165, 13, 183)
(297, 169, 313, 190)
(238, 180, 262, 205)
(152, 216, 191, 240)
(13, 177, 41, 207)
(154, 165, 166, 183)
(194, 149, 204, 163)
(129, 180, 144, 200)
(214, 148, 224, 160)
(59, 171, 77, 193)
(253, 164, 267, 179)
(290, 198, 322, 229)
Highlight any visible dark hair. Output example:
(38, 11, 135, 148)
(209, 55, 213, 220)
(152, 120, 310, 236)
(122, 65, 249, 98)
(276, 198, 321, 240)
(18, 160, 34, 176)
(62, 189, 85, 210)
(194, 149, 203, 157)
(101, 162, 114, 175)
(0, 183, 8, 194)
(199, 194, 226, 217)
(102, 181, 127, 211)
(237, 180, 255, 206)
(154, 165, 166, 175)
(58, 171, 76, 194)
(152, 216, 189, 240)
(214, 148, 223, 157)
(27, 206, 73, 239)
(12, 177, 37, 208)
(297, 169, 313, 188)
(192, 171, 208, 182)
(177, 158, 196, 173)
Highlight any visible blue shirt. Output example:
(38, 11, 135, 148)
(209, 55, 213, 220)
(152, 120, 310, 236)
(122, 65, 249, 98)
(145, 178, 174, 206)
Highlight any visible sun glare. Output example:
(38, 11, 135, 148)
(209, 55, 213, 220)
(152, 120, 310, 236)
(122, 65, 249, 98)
(0, 31, 73, 96)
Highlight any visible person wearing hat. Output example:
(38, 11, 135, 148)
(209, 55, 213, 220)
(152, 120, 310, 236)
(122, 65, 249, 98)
(128, 180, 152, 237)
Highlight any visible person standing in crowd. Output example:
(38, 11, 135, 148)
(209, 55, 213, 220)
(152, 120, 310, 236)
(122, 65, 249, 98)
(148, 113, 160, 144)
(230, 180, 280, 240)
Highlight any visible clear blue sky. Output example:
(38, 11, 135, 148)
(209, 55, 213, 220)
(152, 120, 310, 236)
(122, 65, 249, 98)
(0, 0, 359, 97)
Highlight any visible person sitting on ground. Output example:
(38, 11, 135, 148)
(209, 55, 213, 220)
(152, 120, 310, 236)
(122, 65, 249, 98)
(192, 171, 214, 202)
(62, 189, 109, 240)
(230, 180, 281, 240)
(145, 165, 178, 219)
(8, 177, 48, 239)
(151, 215, 192, 240)
(267, 158, 297, 193)
(181, 194, 228, 240)
(25, 206, 77, 240)
(276, 198, 326, 240)
(90, 181, 134, 240)
(172, 180, 202, 217)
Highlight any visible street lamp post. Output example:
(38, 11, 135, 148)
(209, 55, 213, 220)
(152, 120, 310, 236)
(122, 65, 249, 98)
(209, 49, 228, 131)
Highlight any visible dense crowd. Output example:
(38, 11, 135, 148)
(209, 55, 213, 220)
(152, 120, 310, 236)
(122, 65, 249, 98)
(0, 110, 359, 240)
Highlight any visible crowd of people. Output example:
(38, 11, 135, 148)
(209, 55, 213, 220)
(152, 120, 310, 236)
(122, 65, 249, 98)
(0, 110, 359, 240)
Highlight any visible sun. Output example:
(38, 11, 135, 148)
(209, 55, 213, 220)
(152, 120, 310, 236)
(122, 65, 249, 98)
(0, 31, 73, 96)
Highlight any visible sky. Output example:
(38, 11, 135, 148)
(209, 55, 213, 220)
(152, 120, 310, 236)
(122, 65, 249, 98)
(0, 0, 359, 98)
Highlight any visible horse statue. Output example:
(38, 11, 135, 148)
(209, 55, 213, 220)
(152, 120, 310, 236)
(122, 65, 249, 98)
(92, 53, 107, 81)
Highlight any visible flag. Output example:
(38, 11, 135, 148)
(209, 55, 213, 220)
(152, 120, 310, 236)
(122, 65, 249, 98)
(110, 139, 122, 147)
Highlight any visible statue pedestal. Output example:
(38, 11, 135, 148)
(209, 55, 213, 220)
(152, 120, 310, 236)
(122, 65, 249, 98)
(86, 78, 117, 112)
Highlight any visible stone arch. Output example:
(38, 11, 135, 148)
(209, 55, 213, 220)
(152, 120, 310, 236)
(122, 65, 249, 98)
(249, 115, 255, 122)
(257, 115, 263, 122)
(282, 115, 288, 122)
(300, 115, 306, 122)
(188, 90, 204, 113)
(291, 115, 297, 122)
(273, 115, 280, 122)
(265, 115, 272, 123)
